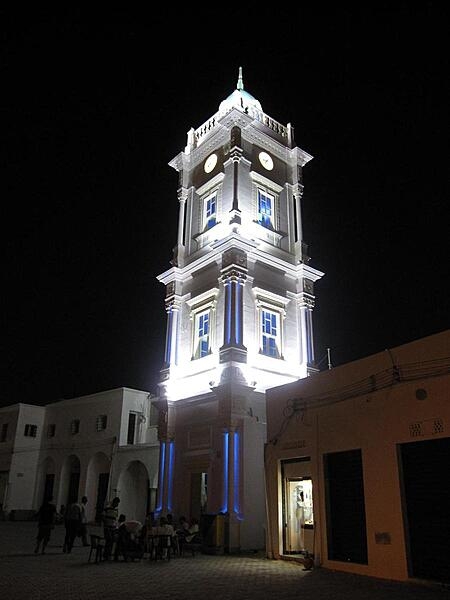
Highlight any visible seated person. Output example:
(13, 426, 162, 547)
(176, 515, 189, 537)
(179, 517, 201, 555)
(165, 514, 179, 554)
(185, 517, 200, 543)
(115, 516, 144, 561)
(154, 516, 173, 558)
(113, 514, 127, 560)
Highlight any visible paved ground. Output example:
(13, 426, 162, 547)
(0, 522, 448, 600)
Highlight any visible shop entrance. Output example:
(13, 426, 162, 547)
(281, 458, 314, 557)
(399, 436, 450, 583)
(190, 471, 208, 521)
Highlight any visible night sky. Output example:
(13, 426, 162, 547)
(2, 7, 449, 408)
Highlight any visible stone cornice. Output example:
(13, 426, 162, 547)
(158, 233, 324, 287)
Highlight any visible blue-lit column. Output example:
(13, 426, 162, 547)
(232, 429, 242, 520)
(220, 430, 229, 514)
(226, 426, 243, 553)
(222, 272, 245, 347)
(155, 438, 175, 516)
(166, 440, 175, 514)
(155, 440, 167, 516)
(219, 249, 247, 363)
(223, 281, 232, 347)
(220, 428, 242, 519)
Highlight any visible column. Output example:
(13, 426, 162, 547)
(177, 188, 188, 246)
(220, 250, 247, 363)
(232, 429, 242, 519)
(164, 298, 180, 367)
(222, 272, 245, 347)
(293, 184, 303, 246)
(220, 430, 229, 514)
(166, 440, 175, 514)
(155, 440, 167, 515)
(229, 126, 242, 225)
(299, 295, 315, 367)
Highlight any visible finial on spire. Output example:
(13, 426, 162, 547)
(237, 67, 244, 91)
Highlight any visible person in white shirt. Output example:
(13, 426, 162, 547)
(80, 496, 89, 546)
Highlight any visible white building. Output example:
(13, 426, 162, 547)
(0, 388, 159, 523)
(155, 69, 323, 551)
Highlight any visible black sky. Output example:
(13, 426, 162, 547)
(1, 7, 449, 408)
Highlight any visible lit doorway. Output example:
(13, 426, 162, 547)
(281, 458, 314, 557)
(190, 472, 208, 520)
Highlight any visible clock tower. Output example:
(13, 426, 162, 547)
(156, 69, 323, 551)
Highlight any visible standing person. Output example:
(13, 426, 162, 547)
(176, 515, 191, 555)
(102, 496, 120, 560)
(63, 500, 82, 553)
(57, 505, 66, 524)
(34, 496, 57, 554)
(80, 496, 89, 547)
(165, 514, 179, 556)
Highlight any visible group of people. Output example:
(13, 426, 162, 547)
(34, 494, 201, 560)
(108, 509, 202, 560)
(142, 513, 200, 557)
(34, 495, 88, 555)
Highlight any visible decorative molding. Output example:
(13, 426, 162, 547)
(165, 296, 182, 312)
(252, 286, 290, 308)
(177, 187, 189, 202)
(186, 287, 220, 311)
(287, 182, 304, 197)
(196, 172, 225, 197)
(249, 170, 284, 194)
(222, 248, 248, 270)
(298, 293, 315, 309)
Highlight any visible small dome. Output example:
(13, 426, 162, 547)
(218, 67, 263, 115)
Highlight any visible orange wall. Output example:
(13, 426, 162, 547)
(265, 330, 450, 581)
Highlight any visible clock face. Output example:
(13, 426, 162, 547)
(204, 153, 218, 173)
(259, 151, 274, 171)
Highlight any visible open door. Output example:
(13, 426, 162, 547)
(281, 458, 314, 557)
(190, 472, 208, 520)
(285, 478, 314, 552)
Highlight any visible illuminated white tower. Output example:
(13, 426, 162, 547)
(156, 69, 323, 551)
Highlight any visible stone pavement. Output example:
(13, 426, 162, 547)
(0, 521, 448, 600)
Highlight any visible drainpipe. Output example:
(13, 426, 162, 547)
(105, 435, 118, 504)
(263, 443, 274, 559)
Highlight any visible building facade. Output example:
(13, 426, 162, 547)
(265, 330, 450, 583)
(0, 388, 159, 523)
(155, 70, 323, 551)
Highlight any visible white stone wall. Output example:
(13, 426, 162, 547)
(1, 388, 159, 520)
(7, 404, 45, 511)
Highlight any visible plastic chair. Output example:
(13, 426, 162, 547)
(88, 534, 104, 564)
(181, 534, 203, 557)
(148, 534, 172, 561)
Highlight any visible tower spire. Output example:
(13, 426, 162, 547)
(237, 66, 244, 91)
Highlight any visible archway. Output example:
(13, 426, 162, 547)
(116, 460, 149, 523)
(59, 455, 81, 509)
(85, 452, 111, 523)
(38, 456, 56, 506)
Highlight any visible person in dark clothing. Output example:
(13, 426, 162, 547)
(80, 496, 89, 546)
(102, 496, 120, 560)
(35, 496, 57, 554)
(63, 501, 82, 553)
